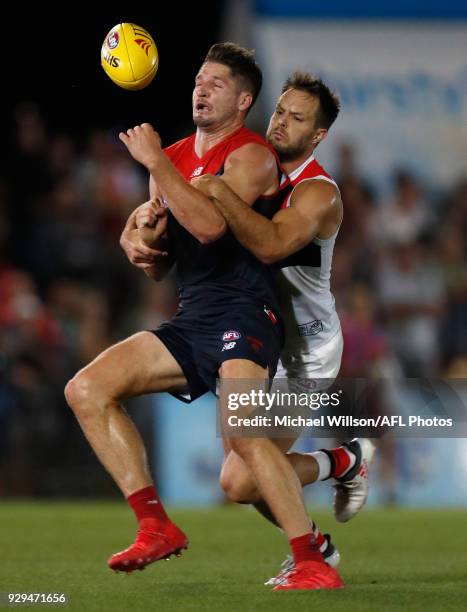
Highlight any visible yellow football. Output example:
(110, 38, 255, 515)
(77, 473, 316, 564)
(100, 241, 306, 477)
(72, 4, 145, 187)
(101, 23, 158, 90)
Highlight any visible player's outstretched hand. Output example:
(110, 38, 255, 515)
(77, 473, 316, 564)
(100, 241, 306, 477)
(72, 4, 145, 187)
(119, 123, 162, 168)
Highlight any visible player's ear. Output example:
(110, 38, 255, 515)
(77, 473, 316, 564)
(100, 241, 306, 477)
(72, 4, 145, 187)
(312, 128, 328, 146)
(238, 91, 253, 112)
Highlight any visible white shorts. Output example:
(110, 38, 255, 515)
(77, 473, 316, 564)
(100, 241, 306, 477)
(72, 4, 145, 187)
(275, 329, 343, 391)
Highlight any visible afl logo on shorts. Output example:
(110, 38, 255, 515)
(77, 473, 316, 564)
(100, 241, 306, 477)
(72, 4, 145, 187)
(223, 330, 241, 341)
(107, 31, 120, 50)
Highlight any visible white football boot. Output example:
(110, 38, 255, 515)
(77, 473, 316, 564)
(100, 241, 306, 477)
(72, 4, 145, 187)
(333, 438, 376, 523)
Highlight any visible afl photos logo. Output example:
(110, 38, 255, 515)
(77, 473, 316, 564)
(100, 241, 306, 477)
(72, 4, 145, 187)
(132, 24, 153, 56)
(107, 31, 119, 50)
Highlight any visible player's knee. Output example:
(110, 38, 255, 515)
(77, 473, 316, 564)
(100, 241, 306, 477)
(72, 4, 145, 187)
(219, 469, 257, 504)
(64, 372, 102, 416)
(65, 374, 88, 411)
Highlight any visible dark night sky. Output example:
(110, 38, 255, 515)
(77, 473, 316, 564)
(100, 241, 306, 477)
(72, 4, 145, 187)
(4, 5, 225, 146)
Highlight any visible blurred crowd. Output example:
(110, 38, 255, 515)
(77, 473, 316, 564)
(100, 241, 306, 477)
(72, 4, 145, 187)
(0, 104, 178, 496)
(1, 103, 466, 496)
(334, 142, 467, 380)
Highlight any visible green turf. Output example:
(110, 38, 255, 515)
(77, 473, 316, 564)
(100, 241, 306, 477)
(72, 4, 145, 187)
(0, 502, 465, 612)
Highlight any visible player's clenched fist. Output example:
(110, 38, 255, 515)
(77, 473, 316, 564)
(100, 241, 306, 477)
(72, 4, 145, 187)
(135, 199, 168, 245)
(120, 228, 166, 269)
(119, 123, 162, 168)
(120, 199, 168, 268)
(135, 199, 165, 229)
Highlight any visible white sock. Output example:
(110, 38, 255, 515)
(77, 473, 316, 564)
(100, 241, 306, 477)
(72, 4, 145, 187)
(308, 451, 332, 481)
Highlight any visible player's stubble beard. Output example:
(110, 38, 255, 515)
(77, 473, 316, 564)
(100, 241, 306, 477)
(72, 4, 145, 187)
(193, 115, 215, 128)
(193, 100, 237, 130)
(267, 128, 315, 163)
(193, 103, 222, 129)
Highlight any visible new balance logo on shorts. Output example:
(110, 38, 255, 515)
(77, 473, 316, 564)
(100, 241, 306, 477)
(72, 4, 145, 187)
(222, 342, 237, 351)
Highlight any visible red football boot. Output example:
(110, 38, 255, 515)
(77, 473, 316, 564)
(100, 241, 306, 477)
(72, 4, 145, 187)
(273, 560, 344, 591)
(108, 520, 188, 573)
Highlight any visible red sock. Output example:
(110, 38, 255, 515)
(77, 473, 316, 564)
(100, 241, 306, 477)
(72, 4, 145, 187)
(127, 485, 169, 526)
(290, 533, 325, 565)
(324, 446, 354, 479)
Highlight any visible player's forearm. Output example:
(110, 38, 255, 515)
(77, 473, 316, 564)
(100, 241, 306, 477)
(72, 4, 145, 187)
(147, 155, 227, 244)
(213, 194, 283, 264)
(143, 257, 174, 282)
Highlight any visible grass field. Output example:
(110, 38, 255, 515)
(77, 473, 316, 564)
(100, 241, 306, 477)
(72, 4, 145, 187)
(0, 502, 466, 612)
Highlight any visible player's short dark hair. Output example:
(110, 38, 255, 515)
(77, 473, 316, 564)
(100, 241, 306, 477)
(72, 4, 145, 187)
(282, 72, 340, 130)
(204, 42, 262, 109)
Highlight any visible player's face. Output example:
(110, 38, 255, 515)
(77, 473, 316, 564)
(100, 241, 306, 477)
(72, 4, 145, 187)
(193, 62, 246, 129)
(267, 89, 326, 161)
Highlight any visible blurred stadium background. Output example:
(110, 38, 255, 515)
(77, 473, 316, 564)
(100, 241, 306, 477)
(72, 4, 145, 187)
(1, 0, 467, 517)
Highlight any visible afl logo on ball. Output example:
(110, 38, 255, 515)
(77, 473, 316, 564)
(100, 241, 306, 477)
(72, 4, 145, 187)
(107, 31, 120, 50)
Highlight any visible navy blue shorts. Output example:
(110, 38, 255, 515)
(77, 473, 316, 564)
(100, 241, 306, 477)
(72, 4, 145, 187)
(153, 303, 283, 403)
